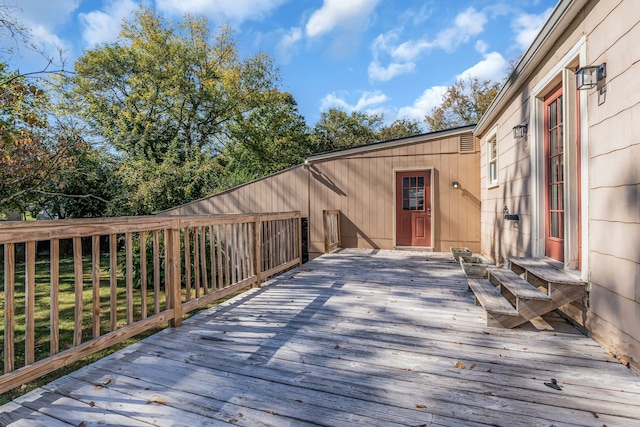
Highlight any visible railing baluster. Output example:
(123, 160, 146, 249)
(193, 226, 200, 297)
(125, 232, 133, 325)
(209, 225, 216, 290)
(231, 223, 237, 285)
(140, 232, 147, 319)
(216, 224, 224, 289)
(109, 234, 118, 331)
(200, 226, 208, 293)
(73, 237, 83, 347)
(25, 241, 36, 365)
(4, 243, 15, 373)
(92, 235, 101, 339)
(153, 230, 160, 314)
(184, 228, 192, 300)
(50, 239, 60, 355)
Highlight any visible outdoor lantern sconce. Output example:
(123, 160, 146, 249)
(503, 205, 519, 221)
(575, 63, 606, 90)
(452, 181, 460, 189)
(512, 123, 528, 139)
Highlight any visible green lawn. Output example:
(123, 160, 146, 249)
(0, 253, 240, 404)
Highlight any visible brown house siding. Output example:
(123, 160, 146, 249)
(474, 0, 640, 370)
(165, 128, 481, 260)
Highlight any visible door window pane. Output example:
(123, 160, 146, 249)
(402, 174, 426, 211)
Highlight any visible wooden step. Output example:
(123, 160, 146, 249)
(467, 278, 518, 316)
(488, 268, 551, 301)
(509, 257, 584, 286)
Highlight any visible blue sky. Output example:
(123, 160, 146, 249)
(6, 0, 556, 128)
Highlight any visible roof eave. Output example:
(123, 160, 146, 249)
(474, 0, 588, 136)
(306, 124, 475, 163)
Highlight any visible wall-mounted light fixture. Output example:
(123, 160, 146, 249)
(512, 123, 528, 139)
(452, 181, 460, 189)
(575, 63, 606, 90)
(503, 205, 519, 221)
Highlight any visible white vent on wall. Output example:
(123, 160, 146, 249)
(459, 134, 475, 153)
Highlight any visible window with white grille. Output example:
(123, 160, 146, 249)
(487, 131, 498, 187)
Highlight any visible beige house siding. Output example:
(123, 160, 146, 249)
(475, 0, 640, 370)
(165, 128, 481, 260)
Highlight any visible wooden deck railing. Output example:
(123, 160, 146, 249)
(0, 212, 301, 394)
(323, 210, 341, 253)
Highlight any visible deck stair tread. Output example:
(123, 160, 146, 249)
(467, 278, 518, 316)
(509, 257, 584, 285)
(488, 268, 551, 301)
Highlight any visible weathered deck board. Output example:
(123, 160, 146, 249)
(2, 249, 640, 426)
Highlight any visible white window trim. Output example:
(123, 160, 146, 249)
(486, 126, 499, 188)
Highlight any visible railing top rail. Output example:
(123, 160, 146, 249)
(0, 211, 301, 244)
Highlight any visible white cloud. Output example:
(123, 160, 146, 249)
(79, 0, 139, 47)
(367, 60, 415, 82)
(156, 0, 287, 22)
(397, 86, 448, 121)
(512, 7, 553, 51)
(433, 7, 487, 52)
(305, 0, 379, 38)
(320, 90, 389, 113)
(367, 7, 488, 83)
(391, 38, 432, 62)
(4, 0, 78, 68)
(456, 51, 507, 82)
(29, 24, 72, 54)
(276, 27, 302, 64)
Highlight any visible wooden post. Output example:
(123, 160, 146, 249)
(336, 211, 341, 248)
(253, 217, 262, 287)
(297, 215, 303, 266)
(323, 210, 329, 253)
(168, 225, 182, 327)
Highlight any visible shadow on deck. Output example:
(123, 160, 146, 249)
(2, 249, 640, 426)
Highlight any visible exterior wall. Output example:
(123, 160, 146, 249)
(165, 130, 481, 260)
(308, 132, 480, 256)
(166, 165, 309, 217)
(476, 0, 640, 370)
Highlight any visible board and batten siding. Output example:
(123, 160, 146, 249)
(475, 0, 640, 371)
(165, 129, 480, 260)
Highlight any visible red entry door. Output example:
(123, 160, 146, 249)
(544, 85, 564, 262)
(396, 170, 431, 246)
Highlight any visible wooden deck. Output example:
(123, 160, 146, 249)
(2, 249, 640, 426)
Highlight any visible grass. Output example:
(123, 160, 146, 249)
(0, 253, 245, 404)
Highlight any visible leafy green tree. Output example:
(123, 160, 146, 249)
(311, 108, 384, 153)
(378, 117, 423, 141)
(65, 6, 305, 213)
(0, 64, 82, 213)
(225, 91, 312, 178)
(44, 143, 123, 218)
(68, 7, 280, 160)
(425, 77, 499, 131)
